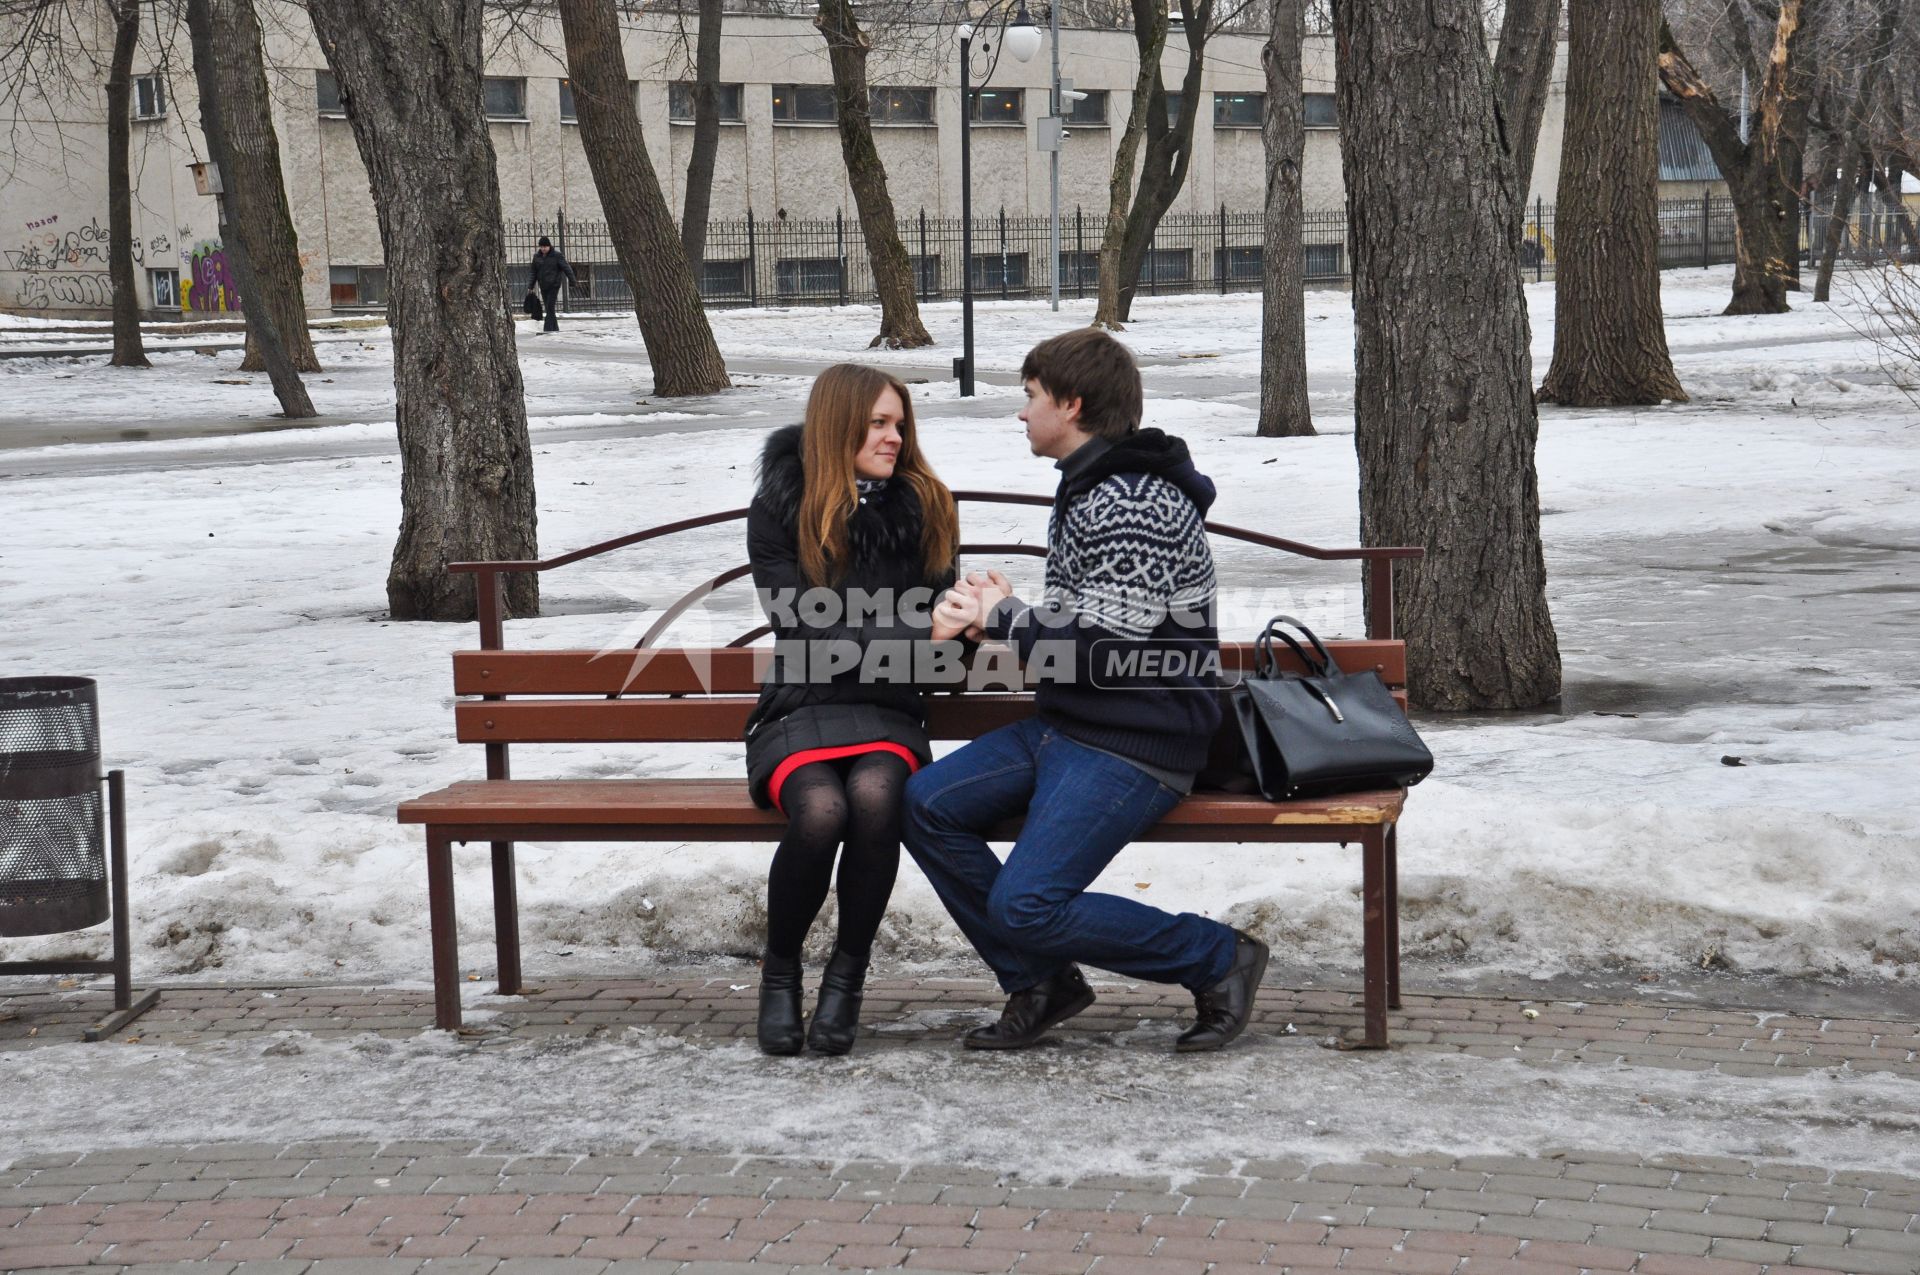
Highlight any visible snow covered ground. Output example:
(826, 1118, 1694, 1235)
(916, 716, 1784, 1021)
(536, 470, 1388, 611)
(2, 266, 1917, 993)
(8, 1014, 1920, 1180)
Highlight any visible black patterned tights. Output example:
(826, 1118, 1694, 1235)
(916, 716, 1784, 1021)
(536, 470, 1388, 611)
(763, 751, 909, 962)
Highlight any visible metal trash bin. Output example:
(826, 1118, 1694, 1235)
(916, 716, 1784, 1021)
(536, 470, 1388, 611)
(0, 676, 157, 1038)
(1, 677, 110, 937)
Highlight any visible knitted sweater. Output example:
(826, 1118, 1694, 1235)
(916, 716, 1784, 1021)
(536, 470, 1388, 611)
(985, 429, 1222, 773)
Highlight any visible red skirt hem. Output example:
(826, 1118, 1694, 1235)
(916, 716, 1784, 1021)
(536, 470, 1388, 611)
(768, 742, 921, 815)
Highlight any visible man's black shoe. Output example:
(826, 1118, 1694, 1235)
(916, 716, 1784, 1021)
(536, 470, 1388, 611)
(964, 966, 1095, 1050)
(1176, 930, 1269, 1053)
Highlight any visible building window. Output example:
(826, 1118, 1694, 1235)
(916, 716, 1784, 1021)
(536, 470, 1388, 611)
(775, 256, 844, 297)
(1213, 92, 1263, 128)
(133, 73, 166, 120)
(147, 267, 179, 309)
(316, 70, 345, 116)
(1136, 247, 1191, 283)
(969, 88, 1023, 125)
(1303, 241, 1344, 278)
(970, 252, 1029, 291)
(1064, 89, 1108, 126)
(1058, 251, 1101, 287)
(1164, 92, 1182, 129)
(1303, 92, 1337, 129)
(1213, 245, 1262, 282)
(330, 264, 388, 307)
(909, 255, 940, 294)
(870, 86, 934, 126)
(771, 84, 837, 123)
(670, 82, 745, 123)
(699, 259, 751, 299)
(559, 79, 576, 123)
(570, 261, 601, 299)
(483, 77, 527, 121)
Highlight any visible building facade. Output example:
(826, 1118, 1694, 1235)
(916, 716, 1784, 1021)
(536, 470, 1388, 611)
(0, 4, 1609, 317)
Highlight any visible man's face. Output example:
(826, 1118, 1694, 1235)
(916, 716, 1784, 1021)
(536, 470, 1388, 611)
(1019, 378, 1090, 460)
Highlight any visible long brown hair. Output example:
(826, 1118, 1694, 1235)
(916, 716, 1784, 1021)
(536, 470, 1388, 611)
(797, 363, 959, 587)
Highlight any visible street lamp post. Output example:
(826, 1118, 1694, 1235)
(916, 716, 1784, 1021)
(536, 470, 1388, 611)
(953, 2, 1041, 398)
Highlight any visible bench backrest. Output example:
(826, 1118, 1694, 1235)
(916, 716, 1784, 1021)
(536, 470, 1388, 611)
(445, 492, 1422, 768)
(450, 642, 1408, 746)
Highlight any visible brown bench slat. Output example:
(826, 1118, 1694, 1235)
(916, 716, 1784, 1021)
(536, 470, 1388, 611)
(459, 695, 1049, 743)
(456, 686, 1407, 744)
(452, 640, 1408, 696)
(399, 779, 1404, 831)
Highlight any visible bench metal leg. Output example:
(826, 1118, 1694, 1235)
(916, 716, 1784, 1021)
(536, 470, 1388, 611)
(491, 840, 522, 996)
(426, 828, 461, 1031)
(1385, 821, 1402, 1011)
(1356, 825, 1391, 1049)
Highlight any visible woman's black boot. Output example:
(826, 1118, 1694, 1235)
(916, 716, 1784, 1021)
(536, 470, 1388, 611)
(757, 952, 805, 1056)
(806, 948, 869, 1056)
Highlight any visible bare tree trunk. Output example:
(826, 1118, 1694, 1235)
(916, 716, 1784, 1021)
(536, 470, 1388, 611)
(1257, 0, 1312, 438)
(207, 0, 320, 376)
(1814, 0, 1899, 303)
(1660, 4, 1819, 315)
(1813, 150, 1864, 302)
(1492, 0, 1561, 203)
(106, 0, 148, 368)
(1537, 0, 1685, 406)
(1109, 0, 1213, 325)
(1093, 0, 1168, 329)
(679, 0, 723, 268)
(307, 0, 540, 621)
(186, 0, 317, 419)
(556, 0, 731, 395)
(1334, 0, 1561, 711)
(1878, 165, 1920, 259)
(816, 0, 931, 349)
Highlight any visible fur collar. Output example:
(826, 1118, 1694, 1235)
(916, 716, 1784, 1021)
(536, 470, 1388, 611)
(754, 423, 927, 579)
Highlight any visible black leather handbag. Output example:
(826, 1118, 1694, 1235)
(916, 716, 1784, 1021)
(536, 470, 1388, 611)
(1230, 615, 1433, 800)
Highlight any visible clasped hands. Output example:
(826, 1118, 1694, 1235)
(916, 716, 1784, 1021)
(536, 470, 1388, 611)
(930, 569, 1013, 643)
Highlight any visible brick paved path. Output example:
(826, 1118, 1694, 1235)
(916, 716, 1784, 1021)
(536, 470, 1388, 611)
(5, 1140, 1920, 1274)
(5, 978, 1918, 1079)
(4, 973, 1920, 1274)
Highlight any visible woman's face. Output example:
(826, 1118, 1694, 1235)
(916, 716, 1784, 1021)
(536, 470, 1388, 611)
(852, 385, 906, 480)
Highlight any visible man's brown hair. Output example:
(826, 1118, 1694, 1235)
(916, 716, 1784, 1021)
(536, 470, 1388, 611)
(1020, 327, 1143, 442)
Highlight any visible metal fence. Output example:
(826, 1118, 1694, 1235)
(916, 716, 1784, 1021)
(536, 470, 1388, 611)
(504, 193, 1908, 316)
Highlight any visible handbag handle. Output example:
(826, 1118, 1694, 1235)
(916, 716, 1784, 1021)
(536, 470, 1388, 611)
(1254, 626, 1317, 679)
(1254, 614, 1337, 679)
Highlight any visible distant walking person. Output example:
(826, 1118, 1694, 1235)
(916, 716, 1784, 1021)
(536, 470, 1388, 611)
(530, 236, 576, 334)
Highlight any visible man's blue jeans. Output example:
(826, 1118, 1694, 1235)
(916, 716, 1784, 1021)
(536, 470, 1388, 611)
(902, 718, 1237, 994)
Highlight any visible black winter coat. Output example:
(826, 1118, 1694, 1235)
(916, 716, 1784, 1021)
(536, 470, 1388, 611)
(530, 247, 576, 290)
(742, 424, 962, 807)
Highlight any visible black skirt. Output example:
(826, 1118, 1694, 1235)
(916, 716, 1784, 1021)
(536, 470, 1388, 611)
(744, 702, 932, 810)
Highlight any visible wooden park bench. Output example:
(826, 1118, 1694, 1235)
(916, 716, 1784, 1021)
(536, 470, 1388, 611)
(398, 493, 1424, 1046)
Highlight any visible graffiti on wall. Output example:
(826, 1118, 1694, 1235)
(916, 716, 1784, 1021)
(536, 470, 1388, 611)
(4, 217, 128, 271)
(16, 272, 112, 309)
(181, 239, 242, 312)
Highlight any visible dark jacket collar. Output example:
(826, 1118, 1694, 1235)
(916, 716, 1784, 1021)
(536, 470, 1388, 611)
(1055, 427, 1216, 515)
(1054, 435, 1114, 484)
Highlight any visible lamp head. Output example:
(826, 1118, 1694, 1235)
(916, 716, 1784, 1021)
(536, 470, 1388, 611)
(1004, 7, 1042, 62)
(956, 20, 974, 41)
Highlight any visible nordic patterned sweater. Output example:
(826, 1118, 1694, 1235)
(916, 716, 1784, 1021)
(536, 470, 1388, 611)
(984, 429, 1223, 774)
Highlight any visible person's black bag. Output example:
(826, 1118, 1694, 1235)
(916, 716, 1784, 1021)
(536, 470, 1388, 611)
(1230, 615, 1433, 800)
(523, 288, 544, 320)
